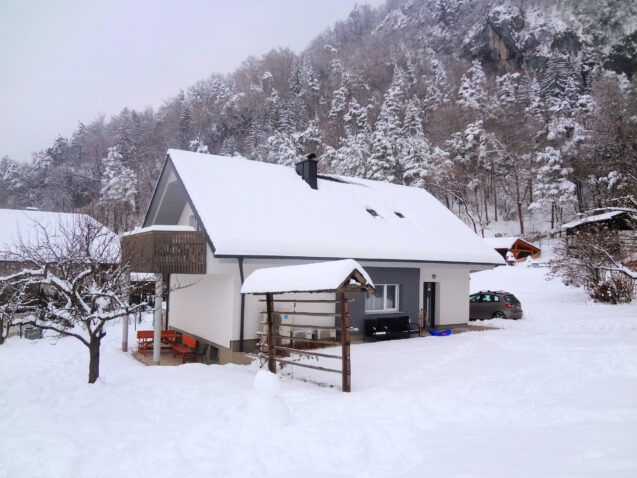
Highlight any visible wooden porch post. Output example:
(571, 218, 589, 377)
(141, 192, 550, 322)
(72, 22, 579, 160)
(153, 275, 163, 365)
(266, 293, 276, 374)
(121, 313, 129, 352)
(341, 292, 351, 392)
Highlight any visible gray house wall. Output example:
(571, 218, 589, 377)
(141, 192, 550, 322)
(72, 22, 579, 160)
(347, 266, 420, 334)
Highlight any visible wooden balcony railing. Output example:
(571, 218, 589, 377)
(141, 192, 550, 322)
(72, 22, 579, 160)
(121, 229, 206, 274)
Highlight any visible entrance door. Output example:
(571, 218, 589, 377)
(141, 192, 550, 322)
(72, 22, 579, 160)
(423, 282, 436, 328)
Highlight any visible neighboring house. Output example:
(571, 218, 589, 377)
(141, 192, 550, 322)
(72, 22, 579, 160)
(134, 149, 504, 364)
(562, 208, 637, 268)
(0, 208, 117, 338)
(0, 208, 116, 274)
(483, 236, 541, 264)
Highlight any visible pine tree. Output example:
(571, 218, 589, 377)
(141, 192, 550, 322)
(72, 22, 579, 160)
(189, 138, 209, 153)
(401, 97, 430, 187)
(329, 86, 349, 138)
(99, 146, 138, 231)
(335, 99, 372, 178)
(457, 60, 489, 111)
(369, 67, 406, 183)
(423, 56, 449, 117)
(530, 146, 575, 227)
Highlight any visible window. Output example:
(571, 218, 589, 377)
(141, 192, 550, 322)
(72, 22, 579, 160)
(365, 284, 399, 312)
(470, 294, 480, 303)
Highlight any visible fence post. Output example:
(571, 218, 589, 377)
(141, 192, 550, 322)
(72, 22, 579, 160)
(153, 275, 163, 365)
(341, 292, 351, 392)
(266, 293, 276, 373)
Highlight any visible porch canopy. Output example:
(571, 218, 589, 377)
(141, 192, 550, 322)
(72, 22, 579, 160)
(241, 259, 374, 295)
(241, 259, 374, 392)
(121, 225, 207, 365)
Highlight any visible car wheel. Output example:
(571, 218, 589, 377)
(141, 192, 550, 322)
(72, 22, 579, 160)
(492, 311, 506, 319)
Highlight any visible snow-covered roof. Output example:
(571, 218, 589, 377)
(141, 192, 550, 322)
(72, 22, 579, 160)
(484, 236, 518, 250)
(0, 209, 117, 261)
(562, 210, 628, 229)
(122, 225, 195, 237)
(161, 149, 505, 265)
(241, 259, 374, 294)
(484, 236, 539, 251)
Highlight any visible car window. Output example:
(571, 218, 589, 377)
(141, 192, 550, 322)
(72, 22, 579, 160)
(493, 295, 500, 302)
(505, 295, 519, 303)
(482, 294, 492, 302)
(469, 294, 480, 303)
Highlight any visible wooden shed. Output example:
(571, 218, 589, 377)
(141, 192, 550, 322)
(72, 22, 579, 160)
(484, 236, 541, 263)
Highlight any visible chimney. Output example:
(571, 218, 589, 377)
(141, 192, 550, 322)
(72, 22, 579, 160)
(295, 153, 318, 190)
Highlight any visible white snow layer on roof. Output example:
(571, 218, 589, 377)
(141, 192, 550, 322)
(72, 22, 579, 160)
(167, 149, 505, 265)
(562, 210, 625, 229)
(0, 209, 116, 260)
(484, 236, 518, 249)
(122, 225, 195, 237)
(241, 259, 373, 294)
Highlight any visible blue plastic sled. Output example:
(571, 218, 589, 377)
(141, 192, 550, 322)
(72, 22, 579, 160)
(429, 329, 452, 337)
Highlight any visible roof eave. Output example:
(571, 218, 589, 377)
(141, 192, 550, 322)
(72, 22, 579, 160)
(213, 253, 503, 268)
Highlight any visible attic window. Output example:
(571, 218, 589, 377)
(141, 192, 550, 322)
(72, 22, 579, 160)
(366, 208, 379, 218)
(394, 211, 405, 218)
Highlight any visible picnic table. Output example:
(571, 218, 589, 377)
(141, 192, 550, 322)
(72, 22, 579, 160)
(137, 330, 182, 355)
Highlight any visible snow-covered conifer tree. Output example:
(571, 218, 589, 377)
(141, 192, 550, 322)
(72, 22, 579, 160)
(457, 60, 489, 112)
(99, 146, 138, 232)
(369, 67, 406, 183)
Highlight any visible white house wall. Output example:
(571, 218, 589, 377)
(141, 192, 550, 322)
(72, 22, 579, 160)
(169, 272, 234, 347)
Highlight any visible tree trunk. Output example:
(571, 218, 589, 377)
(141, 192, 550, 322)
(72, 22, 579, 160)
(88, 336, 101, 384)
(493, 177, 498, 222)
(517, 199, 525, 236)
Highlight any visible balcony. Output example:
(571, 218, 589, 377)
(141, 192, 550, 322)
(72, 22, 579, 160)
(121, 226, 207, 274)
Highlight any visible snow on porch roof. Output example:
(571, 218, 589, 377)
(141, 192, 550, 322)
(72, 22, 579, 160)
(241, 259, 374, 294)
(122, 225, 195, 237)
(484, 236, 539, 251)
(166, 149, 505, 265)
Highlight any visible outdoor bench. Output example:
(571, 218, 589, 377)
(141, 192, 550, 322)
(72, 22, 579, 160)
(136, 330, 154, 354)
(171, 335, 197, 363)
(136, 330, 181, 355)
(364, 316, 419, 340)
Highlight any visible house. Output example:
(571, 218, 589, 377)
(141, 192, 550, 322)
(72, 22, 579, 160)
(126, 149, 504, 364)
(483, 236, 541, 264)
(0, 208, 117, 339)
(0, 208, 116, 275)
(562, 208, 637, 269)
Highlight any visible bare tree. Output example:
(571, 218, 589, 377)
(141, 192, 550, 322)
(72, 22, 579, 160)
(0, 215, 147, 383)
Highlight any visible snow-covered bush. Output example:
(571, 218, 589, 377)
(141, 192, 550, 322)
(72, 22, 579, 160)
(590, 277, 634, 304)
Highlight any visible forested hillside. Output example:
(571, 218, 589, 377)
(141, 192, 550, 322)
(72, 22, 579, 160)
(1, 0, 635, 235)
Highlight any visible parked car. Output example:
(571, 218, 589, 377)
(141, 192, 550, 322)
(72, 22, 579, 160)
(469, 290, 523, 320)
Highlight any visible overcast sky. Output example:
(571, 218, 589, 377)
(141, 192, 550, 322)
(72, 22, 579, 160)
(0, 0, 386, 162)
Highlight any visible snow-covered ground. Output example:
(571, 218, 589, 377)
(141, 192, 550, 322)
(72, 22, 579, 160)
(1, 264, 636, 477)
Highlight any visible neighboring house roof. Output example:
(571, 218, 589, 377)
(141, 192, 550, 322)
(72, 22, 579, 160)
(562, 210, 636, 230)
(484, 236, 540, 251)
(241, 259, 374, 294)
(0, 208, 117, 261)
(150, 149, 505, 266)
